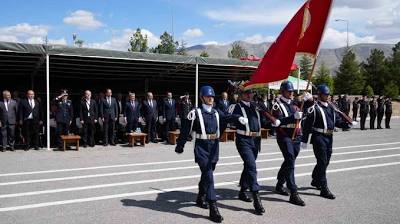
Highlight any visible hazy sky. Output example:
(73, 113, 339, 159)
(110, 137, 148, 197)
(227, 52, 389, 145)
(0, 0, 399, 50)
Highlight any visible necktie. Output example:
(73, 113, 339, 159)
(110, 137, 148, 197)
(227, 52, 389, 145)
(29, 100, 33, 108)
(5, 100, 9, 112)
(108, 98, 111, 105)
(131, 101, 135, 108)
(149, 100, 153, 108)
(169, 99, 172, 105)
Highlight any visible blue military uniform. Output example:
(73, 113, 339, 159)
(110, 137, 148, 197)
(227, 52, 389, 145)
(272, 96, 300, 192)
(53, 94, 73, 148)
(230, 92, 266, 214)
(301, 85, 351, 199)
(175, 86, 237, 223)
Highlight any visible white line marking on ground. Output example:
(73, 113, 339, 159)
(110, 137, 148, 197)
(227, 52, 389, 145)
(0, 141, 398, 177)
(0, 161, 398, 212)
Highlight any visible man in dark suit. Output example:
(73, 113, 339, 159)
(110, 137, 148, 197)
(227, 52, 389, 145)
(19, 90, 43, 150)
(99, 89, 118, 146)
(0, 90, 18, 151)
(124, 93, 141, 134)
(116, 93, 125, 143)
(80, 90, 98, 148)
(376, 95, 385, 129)
(53, 89, 74, 149)
(369, 96, 377, 130)
(162, 92, 177, 143)
(142, 92, 158, 143)
(216, 92, 230, 113)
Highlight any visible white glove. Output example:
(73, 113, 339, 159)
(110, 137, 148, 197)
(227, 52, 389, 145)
(163, 118, 167, 122)
(303, 92, 313, 101)
(300, 142, 308, 149)
(272, 119, 281, 127)
(294, 111, 303, 119)
(238, 117, 249, 125)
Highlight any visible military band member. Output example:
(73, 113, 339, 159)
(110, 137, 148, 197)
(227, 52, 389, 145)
(301, 85, 356, 199)
(358, 95, 369, 130)
(53, 89, 73, 149)
(175, 86, 242, 223)
(376, 96, 385, 129)
(271, 81, 308, 206)
(385, 97, 392, 129)
(369, 96, 377, 130)
(80, 90, 98, 148)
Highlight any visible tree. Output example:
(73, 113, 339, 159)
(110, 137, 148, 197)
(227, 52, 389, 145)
(364, 85, 374, 97)
(153, 31, 178, 54)
(299, 55, 313, 80)
(128, 28, 148, 52)
(334, 50, 364, 94)
(388, 42, 400, 95)
(176, 40, 188, 56)
(312, 63, 334, 93)
(228, 42, 248, 59)
(362, 49, 388, 95)
(74, 39, 84, 48)
(384, 81, 399, 99)
(200, 50, 209, 57)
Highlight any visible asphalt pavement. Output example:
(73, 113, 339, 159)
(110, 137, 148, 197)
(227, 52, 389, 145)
(0, 120, 399, 224)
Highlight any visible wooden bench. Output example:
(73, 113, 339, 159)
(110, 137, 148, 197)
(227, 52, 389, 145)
(220, 128, 236, 142)
(127, 133, 147, 147)
(169, 130, 180, 145)
(60, 135, 81, 151)
(261, 128, 270, 139)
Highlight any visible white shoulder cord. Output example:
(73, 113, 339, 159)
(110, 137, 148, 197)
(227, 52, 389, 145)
(215, 110, 220, 138)
(316, 105, 328, 132)
(276, 98, 289, 117)
(239, 104, 250, 136)
(196, 108, 207, 139)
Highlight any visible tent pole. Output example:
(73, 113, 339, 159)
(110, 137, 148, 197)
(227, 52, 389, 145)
(46, 54, 50, 151)
(195, 59, 199, 107)
(297, 67, 300, 94)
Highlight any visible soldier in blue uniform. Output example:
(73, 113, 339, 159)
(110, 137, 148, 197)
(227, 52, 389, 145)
(271, 81, 309, 206)
(230, 86, 269, 215)
(301, 84, 356, 199)
(175, 86, 242, 223)
(53, 90, 73, 149)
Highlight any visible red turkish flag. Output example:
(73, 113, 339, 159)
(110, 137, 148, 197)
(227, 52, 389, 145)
(244, 2, 309, 89)
(244, 0, 333, 89)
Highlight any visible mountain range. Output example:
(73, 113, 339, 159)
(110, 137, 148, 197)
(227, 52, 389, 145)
(187, 41, 395, 75)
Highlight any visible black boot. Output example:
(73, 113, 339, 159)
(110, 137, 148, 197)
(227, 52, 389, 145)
(238, 190, 252, 202)
(289, 192, 305, 206)
(252, 191, 265, 215)
(209, 201, 223, 223)
(311, 180, 321, 190)
(320, 187, 336, 200)
(275, 184, 289, 196)
(196, 194, 208, 209)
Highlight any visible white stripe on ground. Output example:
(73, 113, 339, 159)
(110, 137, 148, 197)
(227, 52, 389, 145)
(0, 141, 398, 177)
(0, 146, 399, 186)
(0, 161, 398, 212)
(0, 153, 398, 199)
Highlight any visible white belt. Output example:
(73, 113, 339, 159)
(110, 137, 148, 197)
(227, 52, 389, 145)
(236, 130, 261, 137)
(313, 128, 334, 135)
(280, 124, 296, 128)
(195, 133, 218, 140)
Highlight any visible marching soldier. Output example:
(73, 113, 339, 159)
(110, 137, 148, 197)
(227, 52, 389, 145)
(376, 96, 385, 129)
(270, 81, 309, 206)
(301, 85, 356, 199)
(385, 97, 392, 129)
(80, 90, 98, 148)
(53, 89, 73, 149)
(230, 86, 268, 215)
(358, 95, 369, 130)
(369, 96, 377, 130)
(175, 86, 242, 223)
